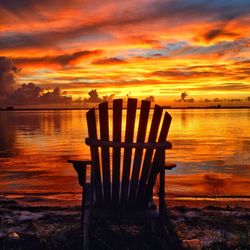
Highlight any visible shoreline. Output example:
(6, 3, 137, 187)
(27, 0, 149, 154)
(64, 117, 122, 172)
(1, 193, 250, 208)
(0, 106, 250, 111)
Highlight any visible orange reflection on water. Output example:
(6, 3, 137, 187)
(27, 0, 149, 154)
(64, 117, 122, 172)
(165, 172, 250, 197)
(0, 109, 249, 204)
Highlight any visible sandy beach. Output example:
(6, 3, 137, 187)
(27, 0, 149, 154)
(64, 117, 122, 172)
(1, 194, 249, 250)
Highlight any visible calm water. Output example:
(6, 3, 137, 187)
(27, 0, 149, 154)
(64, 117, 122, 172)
(0, 109, 249, 205)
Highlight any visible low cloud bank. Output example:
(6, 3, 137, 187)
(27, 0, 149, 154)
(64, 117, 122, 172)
(0, 57, 72, 105)
(0, 57, 114, 106)
(7, 83, 72, 105)
(1, 57, 249, 107)
(0, 57, 20, 103)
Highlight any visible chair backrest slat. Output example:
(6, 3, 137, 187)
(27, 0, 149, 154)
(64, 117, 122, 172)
(112, 99, 123, 206)
(86, 108, 103, 204)
(128, 100, 150, 204)
(99, 102, 111, 204)
(120, 98, 137, 205)
(86, 99, 172, 209)
(146, 112, 172, 200)
(136, 105, 163, 203)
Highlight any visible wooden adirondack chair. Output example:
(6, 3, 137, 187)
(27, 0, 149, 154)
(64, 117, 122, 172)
(68, 98, 180, 250)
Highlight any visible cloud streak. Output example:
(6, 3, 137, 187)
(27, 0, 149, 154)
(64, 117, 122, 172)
(92, 57, 127, 65)
(1, 1, 249, 50)
(13, 50, 102, 67)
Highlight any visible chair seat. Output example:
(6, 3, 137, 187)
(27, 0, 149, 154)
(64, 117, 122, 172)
(85, 181, 157, 212)
(90, 198, 158, 219)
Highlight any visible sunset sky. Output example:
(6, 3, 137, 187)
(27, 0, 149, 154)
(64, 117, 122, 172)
(1, 0, 250, 106)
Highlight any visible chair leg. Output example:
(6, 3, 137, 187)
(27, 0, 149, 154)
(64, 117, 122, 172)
(82, 184, 92, 250)
(161, 215, 184, 250)
(150, 218, 157, 233)
(150, 217, 171, 250)
(83, 206, 90, 250)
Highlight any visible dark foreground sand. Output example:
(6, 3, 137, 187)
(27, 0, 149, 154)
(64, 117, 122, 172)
(0, 195, 249, 250)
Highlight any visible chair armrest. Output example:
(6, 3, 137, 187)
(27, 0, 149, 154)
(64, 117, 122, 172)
(164, 163, 176, 170)
(68, 160, 92, 186)
(67, 159, 92, 165)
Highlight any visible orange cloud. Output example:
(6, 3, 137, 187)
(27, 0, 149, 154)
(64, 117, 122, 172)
(13, 50, 102, 67)
(92, 57, 127, 65)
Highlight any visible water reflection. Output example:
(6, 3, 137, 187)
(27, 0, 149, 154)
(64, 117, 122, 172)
(0, 110, 89, 194)
(181, 109, 187, 127)
(0, 112, 18, 157)
(0, 109, 249, 197)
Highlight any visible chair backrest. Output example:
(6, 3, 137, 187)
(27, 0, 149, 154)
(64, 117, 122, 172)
(86, 98, 172, 209)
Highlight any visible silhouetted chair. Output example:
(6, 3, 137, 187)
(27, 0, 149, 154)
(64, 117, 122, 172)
(69, 98, 180, 250)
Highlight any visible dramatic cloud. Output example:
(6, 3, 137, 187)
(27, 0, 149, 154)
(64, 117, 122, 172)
(92, 57, 127, 65)
(203, 28, 239, 42)
(0, 57, 19, 103)
(1, 0, 249, 50)
(14, 50, 102, 67)
(8, 82, 41, 104)
(150, 60, 250, 81)
(6, 83, 72, 105)
(40, 87, 72, 104)
(151, 68, 224, 79)
(128, 35, 160, 46)
(194, 83, 250, 91)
